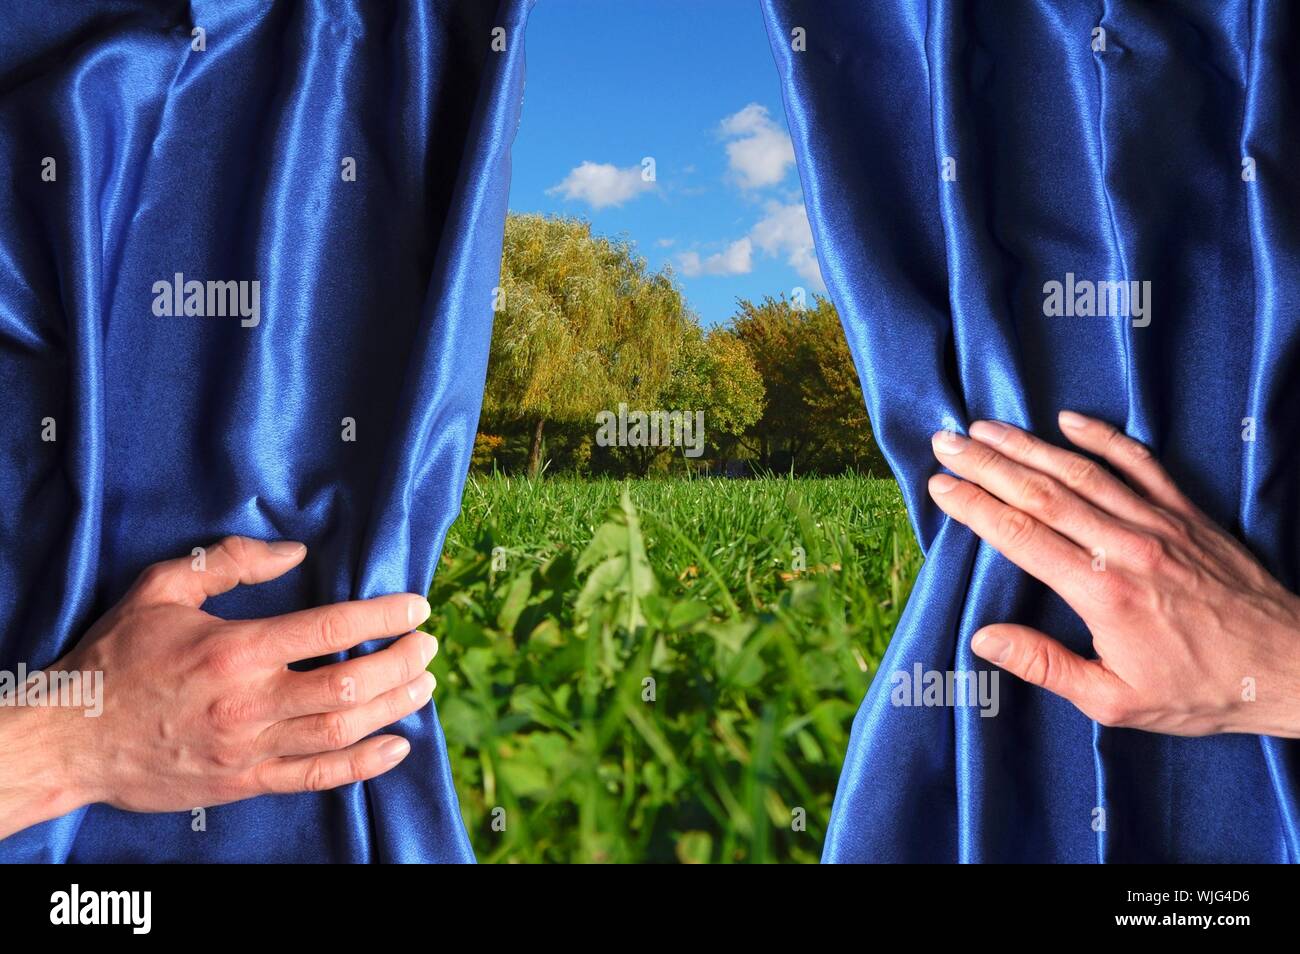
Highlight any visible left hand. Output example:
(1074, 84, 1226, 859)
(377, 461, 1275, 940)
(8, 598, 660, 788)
(927, 410, 1300, 738)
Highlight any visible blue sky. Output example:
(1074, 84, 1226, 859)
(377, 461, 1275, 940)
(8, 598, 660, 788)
(508, 0, 825, 326)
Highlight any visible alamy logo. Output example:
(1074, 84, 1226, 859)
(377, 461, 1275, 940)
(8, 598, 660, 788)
(50, 884, 151, 934)
(1042, 272, 1150, 327)
(595, 403, 705, 458)
(0, 665, 103, 717)
(890, 663, 1000, 718)
(152, 272, 261, 328)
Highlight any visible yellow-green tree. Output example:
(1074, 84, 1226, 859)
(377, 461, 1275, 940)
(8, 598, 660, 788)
(731, 294, 884, 473)
(486, 214, 689, 476)
(658, 324, 765, 463)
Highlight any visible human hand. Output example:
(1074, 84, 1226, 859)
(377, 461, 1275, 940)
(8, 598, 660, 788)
(0, 536, 437, 838)
(928, 411, 1300, 738)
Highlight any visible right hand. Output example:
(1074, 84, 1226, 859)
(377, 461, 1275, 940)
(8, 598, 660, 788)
(43, 536, 437, 815)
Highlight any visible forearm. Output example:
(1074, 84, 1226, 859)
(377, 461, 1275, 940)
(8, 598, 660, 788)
(0, 702, 88, 841)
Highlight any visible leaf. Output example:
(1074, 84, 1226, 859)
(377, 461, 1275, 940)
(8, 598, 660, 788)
(498, 756, 550, 798)
(574, 486, 655, 632)
(437, 697, 490, 748)
(496, 571, 534, 633)
(666, 598, 710, 630)
(675, 831, 713, 865)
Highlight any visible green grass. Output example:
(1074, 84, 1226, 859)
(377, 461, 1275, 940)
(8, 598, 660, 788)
(424, 474, 922, 863)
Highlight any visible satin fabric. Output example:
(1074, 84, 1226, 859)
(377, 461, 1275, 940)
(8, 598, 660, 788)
(763, 0, 1300, 862)
(0, 0, 532, 862)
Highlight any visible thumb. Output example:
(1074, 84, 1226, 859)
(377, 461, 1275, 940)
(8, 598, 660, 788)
(133, 536, 307, 607)
(971, 623, 1119, 717)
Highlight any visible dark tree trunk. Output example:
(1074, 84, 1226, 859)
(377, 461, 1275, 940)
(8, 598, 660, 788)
(527, 418, 545, 478)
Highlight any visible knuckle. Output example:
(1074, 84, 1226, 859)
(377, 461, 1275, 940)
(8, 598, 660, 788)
(1019, 475, 1059, 518)
(1091, 572, 1135, 610)
(320, 712, 353, 751)
(247, 761, 277, 795)
(303, 757, 333, 792)
(395, 645, 419, 685)
(316, 607, 354, 654)
(969, 443, 998, 472)
(207, 692, 256, 730)
(347, 750, 368, 784)
(1021, 644, 1053, 689)
(1002, 428, 1031, 454)
(203, 639, 254, 679)
(210, 743, 249, 770)
(1062, 455, 1100, 490)
(1105, 427, 1150, 463)
(217, 534, 250, 562)
(996, 508, 1037, 548)
(389, 684, 414, 719)
(331, 669, 363, 707)
(1152, 510, 1191, 544)
(1125, 532, 1167, 569)
(1126, 438, 1152, 462)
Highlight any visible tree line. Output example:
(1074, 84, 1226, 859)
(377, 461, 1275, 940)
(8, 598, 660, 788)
(475, 213, 887, 477)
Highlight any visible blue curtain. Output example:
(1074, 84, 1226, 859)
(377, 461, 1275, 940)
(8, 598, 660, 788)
(762, 0, 1300, 862)
(0, 0, 532, 862)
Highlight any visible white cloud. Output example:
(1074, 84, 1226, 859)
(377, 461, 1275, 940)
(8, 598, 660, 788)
(750, 200, 822, 287)
(655, 237, 676, 248)
(754, 201, 821, 287)
(719, 103, 795, 190)
(676, 202, 823, 288)
(677, 238, 753, 277)
(545, 161, 654, 209)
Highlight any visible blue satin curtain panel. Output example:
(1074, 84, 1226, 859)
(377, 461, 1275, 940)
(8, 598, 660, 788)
(762, 0, 1300, 861)
(0, 0, 532, 862)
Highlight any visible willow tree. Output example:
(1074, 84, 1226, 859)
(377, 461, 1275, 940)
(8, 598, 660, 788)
(486, 214, 689, 476)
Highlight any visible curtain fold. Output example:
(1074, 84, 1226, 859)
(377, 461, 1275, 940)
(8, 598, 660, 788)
(762, 0, 1300, 862)
(0, 0, 532, 863)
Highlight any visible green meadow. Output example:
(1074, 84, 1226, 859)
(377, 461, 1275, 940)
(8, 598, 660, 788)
(424, 474, 922, 863)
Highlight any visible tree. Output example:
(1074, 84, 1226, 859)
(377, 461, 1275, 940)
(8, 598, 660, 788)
(731, 294, 884, 473)
(487, 214, 689, 476)
(657, 324, 765, 467)
(801, 299, 886, 473)
(731, 295, 819, 468)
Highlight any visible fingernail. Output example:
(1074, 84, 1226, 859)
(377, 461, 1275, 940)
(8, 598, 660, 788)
(932, 430, 968, 454)
(969, 420, 1009, 445)
(1059, 410, 1089, 430)
(973, 632, 1012, 664)
(408, 671, 436, 703)
(419, 633, 439, 666)
(378, 736, 410, 764)
(929, 474, 959, 495)
(407, 596, 432, 628)
(269, 540, 306, 556)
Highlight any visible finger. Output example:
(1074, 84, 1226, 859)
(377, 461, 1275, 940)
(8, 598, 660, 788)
(928, 474, 1095, 608)
(1057, 410, 1198, 517)
(967, 419, 1161, 529)
(258, 672, 435, 758)
(932, 430, 1121, 553)
(133, 536, 307, 607)
(971, 623, 1129, 724)
(252, 734, 412, 795)
(256, 593, 432, 666)
(271, 631, 438, 719)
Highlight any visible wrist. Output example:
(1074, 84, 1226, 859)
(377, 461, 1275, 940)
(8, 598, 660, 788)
(0, 694, 96, 840)
(1230, 599, 1300, 738)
